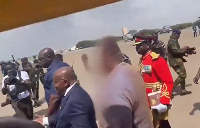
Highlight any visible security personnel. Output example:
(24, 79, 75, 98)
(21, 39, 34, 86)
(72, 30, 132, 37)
(24, 62, 41, 107)
(151, 33, 168, 61)
(1, 62, 33, 120)
(21, 57, 29, 69)
(33, 59, 45, 85)
(55, 53, 63, 62)
(135, 38, 173, 128)
(167, 30, 192, 95)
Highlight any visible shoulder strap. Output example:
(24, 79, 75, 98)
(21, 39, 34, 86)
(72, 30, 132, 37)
(150, 52, 160, 59)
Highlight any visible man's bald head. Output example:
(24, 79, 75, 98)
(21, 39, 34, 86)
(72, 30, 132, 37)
(38, 48, 56, 68)
(53, 67, 77, 95)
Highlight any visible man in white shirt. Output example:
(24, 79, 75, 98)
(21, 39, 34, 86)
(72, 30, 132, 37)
(1, 62, 33, 120)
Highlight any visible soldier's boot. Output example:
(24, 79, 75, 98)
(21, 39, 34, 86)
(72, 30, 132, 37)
(172, 77, 181, 96)
(180, 78, 192, 96)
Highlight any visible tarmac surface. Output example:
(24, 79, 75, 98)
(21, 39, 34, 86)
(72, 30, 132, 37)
(0, 27, 199, 127)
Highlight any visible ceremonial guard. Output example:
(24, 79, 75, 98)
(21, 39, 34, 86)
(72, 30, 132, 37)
(134, 37, 173, 128)
(134, 30, 168, 60)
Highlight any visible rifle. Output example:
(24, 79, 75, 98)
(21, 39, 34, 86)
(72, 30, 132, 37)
(11, 55, 20, 71)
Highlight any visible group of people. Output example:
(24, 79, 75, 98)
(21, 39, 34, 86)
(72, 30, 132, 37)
(0, 52, 64, 120)
(192, 25, 200, 37)
(0, 29, 199, 128)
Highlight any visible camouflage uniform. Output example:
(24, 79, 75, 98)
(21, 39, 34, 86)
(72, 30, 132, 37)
(28, 66, 40, 105)
(33, 60, 45, 85)
(167, 30, 191, 95)
(152, 40, 168, 61)
(38, 69, 45, 85)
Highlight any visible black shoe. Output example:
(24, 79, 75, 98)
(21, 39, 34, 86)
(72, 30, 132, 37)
(180, 90, 192, 96)
(171, 91, 178, 99)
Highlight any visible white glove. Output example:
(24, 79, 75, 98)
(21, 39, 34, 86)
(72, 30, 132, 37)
(151, 103, 168, 113)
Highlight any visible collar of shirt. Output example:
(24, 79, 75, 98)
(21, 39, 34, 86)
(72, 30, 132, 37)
(47, 60, 59, 71)
(64, 82, 76, 96)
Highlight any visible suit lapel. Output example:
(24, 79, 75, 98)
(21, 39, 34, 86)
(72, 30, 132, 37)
(55, 84, 79, 126)
(60, 83, 79, 109)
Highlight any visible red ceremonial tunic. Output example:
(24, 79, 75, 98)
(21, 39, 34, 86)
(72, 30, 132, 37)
(138, 51, 173, 105)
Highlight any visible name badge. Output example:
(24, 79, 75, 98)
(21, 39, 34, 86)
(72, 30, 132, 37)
(142, 65, 152, 73)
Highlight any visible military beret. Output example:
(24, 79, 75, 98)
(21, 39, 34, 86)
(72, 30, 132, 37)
(172, 29, 181, 35)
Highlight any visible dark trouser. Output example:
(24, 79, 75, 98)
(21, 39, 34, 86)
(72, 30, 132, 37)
(159, 120, 171, 128)
(172, 65, 186, 90)
(194, 31, 197, 37)
(11, 96, 33, 120)
(31, 81, 39, 101)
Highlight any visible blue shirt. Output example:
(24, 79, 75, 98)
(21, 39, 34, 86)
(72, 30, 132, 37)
(44, 60, 69, 104)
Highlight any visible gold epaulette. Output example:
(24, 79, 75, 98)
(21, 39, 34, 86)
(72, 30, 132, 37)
(150, 52, 160, 59)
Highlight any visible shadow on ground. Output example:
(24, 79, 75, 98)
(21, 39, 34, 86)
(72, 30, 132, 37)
(189, 102, 200, 116)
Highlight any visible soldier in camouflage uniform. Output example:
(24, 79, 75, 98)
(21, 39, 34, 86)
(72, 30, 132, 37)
(33, 59, 45, 85)
(24, 62, 41, 107)
(167, 30, 192, 95)
(151, 33, 168, 61)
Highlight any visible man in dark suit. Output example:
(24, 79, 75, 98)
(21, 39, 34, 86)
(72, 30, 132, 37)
(36, 67, 98, 128)
(38, 48, 69, 104)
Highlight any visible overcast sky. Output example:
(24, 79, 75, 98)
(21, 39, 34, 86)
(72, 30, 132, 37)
(0, 0, 199, 60)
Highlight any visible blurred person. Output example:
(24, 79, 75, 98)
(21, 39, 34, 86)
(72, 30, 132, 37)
(0, 117, 44, 128)
(38, 48, 69, 104)
(24, 62, 41, 107)
(1, 62, 33, 120)
(35, 67, 98, 128)
(135, 37, 173, 128)
(95, 36, 153, 128)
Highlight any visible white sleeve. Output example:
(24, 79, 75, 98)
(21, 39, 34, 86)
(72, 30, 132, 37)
(20, 71, 30, 80)
(43, 117, 49, 125)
